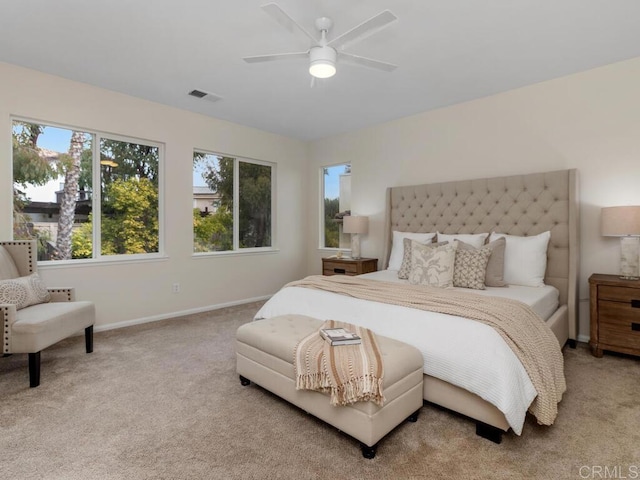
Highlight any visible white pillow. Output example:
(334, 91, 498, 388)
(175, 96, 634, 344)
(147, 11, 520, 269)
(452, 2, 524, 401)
(437, 232, 488, 249)
(489, 231, 551, 287)
(388, 231, 436, 271)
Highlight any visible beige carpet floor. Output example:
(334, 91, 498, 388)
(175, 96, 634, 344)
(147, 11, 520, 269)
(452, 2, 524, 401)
(1, 301, 639, 480)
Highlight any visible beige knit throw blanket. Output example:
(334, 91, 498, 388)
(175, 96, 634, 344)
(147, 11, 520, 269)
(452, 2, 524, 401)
(287, 275, 566, 426)
(295, 319, 385, 407)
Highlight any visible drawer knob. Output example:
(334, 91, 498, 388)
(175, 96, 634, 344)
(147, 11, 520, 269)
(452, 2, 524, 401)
(632, 323, 640, 332)
(334, 268, 346, 274)
(632, 300, 640, 308)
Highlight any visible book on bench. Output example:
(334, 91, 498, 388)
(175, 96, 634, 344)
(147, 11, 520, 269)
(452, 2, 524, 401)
(319, 327, 362, 346)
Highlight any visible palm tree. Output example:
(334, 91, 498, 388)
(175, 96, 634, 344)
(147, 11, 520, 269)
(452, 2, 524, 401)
(55, 131, 84, 260)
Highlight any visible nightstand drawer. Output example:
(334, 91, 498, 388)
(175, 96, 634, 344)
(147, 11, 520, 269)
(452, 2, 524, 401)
(323, 261, 359, 275)
(599, 285, 640, 305)
(598, 300, 640, 327)
(600, 323, 640, 351)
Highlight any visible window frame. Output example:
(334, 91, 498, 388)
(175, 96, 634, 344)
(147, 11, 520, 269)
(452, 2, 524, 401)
(10, 116, 165, 265)
(193, 149, 277, 256)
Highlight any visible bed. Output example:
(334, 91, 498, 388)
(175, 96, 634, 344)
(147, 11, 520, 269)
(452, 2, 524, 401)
(255, 169, 579, 441)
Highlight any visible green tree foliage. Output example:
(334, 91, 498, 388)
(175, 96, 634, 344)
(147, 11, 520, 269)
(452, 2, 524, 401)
(238, 162, 271, 247)
(324, 197, 340, 248)
(12, 122, 58, 239)
(12, 122, 56, 188)
(100, 177, 159, 255)
(71, 216, 93, 259)
(197, 156, 272, 249)
(193, 208, 233, 252)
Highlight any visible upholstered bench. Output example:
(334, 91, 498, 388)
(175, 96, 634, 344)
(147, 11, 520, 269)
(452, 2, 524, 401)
(235, 314, 424, 459)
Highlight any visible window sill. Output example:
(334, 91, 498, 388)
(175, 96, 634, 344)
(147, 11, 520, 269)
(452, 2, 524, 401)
(193, 248, 280, 258)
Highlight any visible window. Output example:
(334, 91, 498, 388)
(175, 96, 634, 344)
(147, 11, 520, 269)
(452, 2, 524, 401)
(12, 119, 162, 261)
(321, 163, 351, 248)
(193, 151, 274, 253)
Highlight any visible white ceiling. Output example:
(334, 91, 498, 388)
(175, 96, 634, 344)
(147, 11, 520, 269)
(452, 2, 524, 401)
(1, 1, 640, 141)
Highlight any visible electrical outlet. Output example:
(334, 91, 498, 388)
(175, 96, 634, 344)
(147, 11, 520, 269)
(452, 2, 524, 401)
(171, 283, 180, 294)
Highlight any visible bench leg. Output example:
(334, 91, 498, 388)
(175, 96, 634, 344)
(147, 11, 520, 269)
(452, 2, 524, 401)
(29, 351, 41, 388)
(85, 326, 94, 353)
(476, 421, 503, 444)
(239, 375, 251, 386)
(407, 409, 420, 422)
(360, 442, 377, 459)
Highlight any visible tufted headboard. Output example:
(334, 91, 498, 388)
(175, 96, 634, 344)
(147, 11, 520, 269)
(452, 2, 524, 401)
(381, 169, 579, 340)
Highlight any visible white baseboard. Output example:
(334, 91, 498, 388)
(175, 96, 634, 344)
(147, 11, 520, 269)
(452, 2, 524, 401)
(577, 334, 590, 344)
(93, 295, 271, 333)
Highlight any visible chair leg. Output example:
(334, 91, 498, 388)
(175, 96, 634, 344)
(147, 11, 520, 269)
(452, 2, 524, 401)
(85, 325, 93, 353)
(29, 352, 41, 388)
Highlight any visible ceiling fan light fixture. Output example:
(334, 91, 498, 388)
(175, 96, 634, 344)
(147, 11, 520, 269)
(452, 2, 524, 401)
(309, 46, 337, 78)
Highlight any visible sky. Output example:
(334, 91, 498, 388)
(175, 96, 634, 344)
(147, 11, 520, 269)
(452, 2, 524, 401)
(324, 164, 348, 199)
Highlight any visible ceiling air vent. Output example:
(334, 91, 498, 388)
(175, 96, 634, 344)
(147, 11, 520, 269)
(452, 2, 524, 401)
(188, 89, 222, 103)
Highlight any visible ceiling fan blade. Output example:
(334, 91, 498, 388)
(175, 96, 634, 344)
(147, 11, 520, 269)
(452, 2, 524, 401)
(261, 3, 318, 44)
(328, 10, 397, 50)
(243, 52, 308, 63)
(339, 52, 397, 72)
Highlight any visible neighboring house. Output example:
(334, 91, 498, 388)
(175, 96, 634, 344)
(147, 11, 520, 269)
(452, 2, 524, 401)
(193, 185, 221, 215)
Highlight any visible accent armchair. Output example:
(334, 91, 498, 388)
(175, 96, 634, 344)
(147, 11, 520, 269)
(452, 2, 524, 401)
(1, 240, 95, 387)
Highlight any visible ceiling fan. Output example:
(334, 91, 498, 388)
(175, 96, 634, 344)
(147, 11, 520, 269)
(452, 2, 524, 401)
(243, 3, 398, 81)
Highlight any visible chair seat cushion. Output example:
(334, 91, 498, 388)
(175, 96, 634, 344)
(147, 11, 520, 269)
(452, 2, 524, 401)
(11, 301, 95, 353)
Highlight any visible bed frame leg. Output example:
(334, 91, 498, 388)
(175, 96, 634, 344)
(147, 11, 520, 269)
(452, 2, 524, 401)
(407, 409, 420, 422)
(476, 421, 503, 444)
(567, 339, 577, 349)
(239, 375, 251, 386)
(360, 442, 377, 459)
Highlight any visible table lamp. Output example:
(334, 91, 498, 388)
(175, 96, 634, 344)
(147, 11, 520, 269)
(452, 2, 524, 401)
(601, 206, 640, 279)
(343, 215, 368, 259)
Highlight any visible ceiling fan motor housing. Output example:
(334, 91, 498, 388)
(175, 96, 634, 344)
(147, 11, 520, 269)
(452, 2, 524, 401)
(309, 45, 337, 78)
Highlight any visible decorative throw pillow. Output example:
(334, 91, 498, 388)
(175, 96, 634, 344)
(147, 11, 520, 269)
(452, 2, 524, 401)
(489, 231, 551, 287)
(0, 273, 51, 310)
(457, 237, 507, 287)
(408, 241, 457, 288)
(437, 232, 489, 249)
(0, 245, 20, 281)
(453, 245, 492, 290)
(388, 231, 436, 271)
(398, 238, 446, 279)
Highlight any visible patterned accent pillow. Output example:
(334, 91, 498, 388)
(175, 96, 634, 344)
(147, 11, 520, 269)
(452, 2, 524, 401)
(408, 241, 458, 288)
(457, 238, 507, 287)
(0, 273, 51, 310)
(398, 238, 445, 279)
(453, 246, 492, 290)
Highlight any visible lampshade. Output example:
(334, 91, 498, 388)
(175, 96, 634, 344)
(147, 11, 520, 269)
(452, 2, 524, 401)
(309, 46, 337, 79)
(601, 206, 640, 236)
(343, 216, 369, 234)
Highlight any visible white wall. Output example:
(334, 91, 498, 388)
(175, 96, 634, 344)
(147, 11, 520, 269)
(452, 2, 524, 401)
(308, 56, 640, 341)
(0, 62, 308, 329)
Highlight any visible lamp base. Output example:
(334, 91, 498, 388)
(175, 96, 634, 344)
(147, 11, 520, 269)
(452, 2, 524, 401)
(620, 236, 640, 279)
(350, 233, 361, 259)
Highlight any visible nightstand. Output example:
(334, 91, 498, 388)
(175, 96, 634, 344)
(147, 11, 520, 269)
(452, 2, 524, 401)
(589, 273, 640, 358)
(322, 257, 378, 276)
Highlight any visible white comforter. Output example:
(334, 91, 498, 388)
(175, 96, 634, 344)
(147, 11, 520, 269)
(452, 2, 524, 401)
(254, 271, 560, 435)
